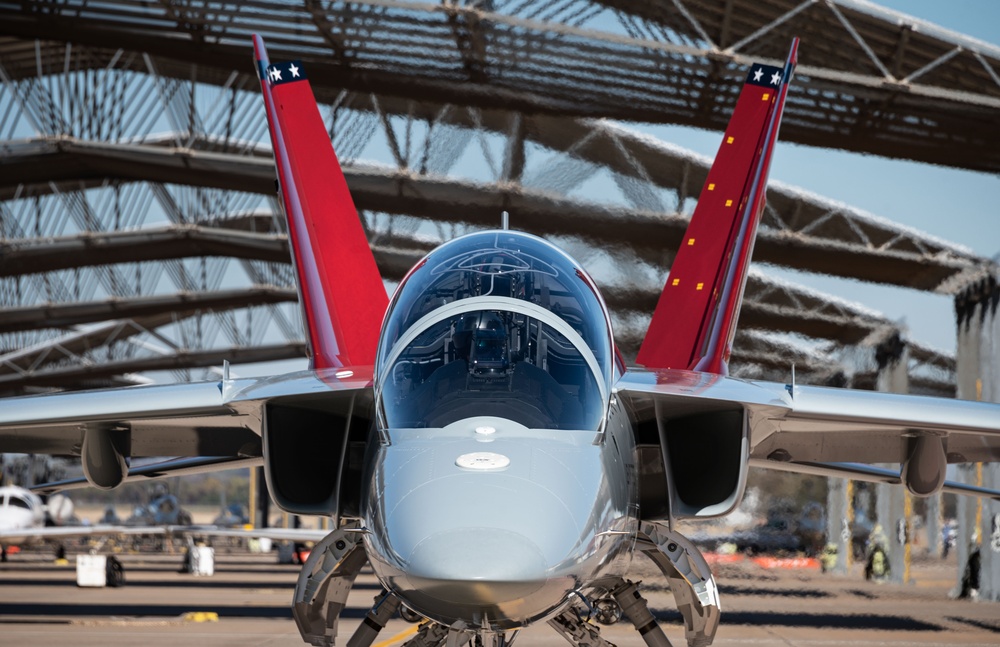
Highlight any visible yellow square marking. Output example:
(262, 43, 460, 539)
(687, 238, 695, 246)
(726, 136, 734, 144)
(707, 183, 715, 191)
(671, 278, 680, 286)
(725, 199, 733, 207)
(762, 93, 770, 100)
(696, 282, 704, 290)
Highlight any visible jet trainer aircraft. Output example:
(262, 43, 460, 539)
(2, 36, 1000, 647)
(0, 483, 188, 562)
(0, 485, 76, 560)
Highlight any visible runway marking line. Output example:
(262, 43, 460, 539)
(373, 623, 421, 647)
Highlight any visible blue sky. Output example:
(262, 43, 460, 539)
(641, 0, 1000, 354)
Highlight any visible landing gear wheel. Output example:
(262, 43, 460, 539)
(399, 605, 423, 623)
(105, 555, 126, 587)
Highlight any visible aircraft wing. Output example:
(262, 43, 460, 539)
(0, 525, 174, 545)
(616, 368, 1000, 497)
(0, 524, 329, 544)
(0, 368, 373, 486)
(169, 525, 329, 543)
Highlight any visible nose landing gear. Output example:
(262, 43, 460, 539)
(592, 597, 622, 626)
(548, 579, 677, 647)
(548, 523, 720, 647)
(292, 524, 368, 646)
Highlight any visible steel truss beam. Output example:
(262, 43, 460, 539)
(4, 234, 952, 390)
(1, 136, 985, 294)
(0, 220, 959, 379)
(0, 286, 296, 333)
(369, 238, 895, 346)
(1, 0, 999, 172)
(369, 238, 953, 395)
(0, 342, 305, 390)
(0, 224, 288, 276)
(0, 233, 911, 352)
(0, 0, 986, 391)
(0, 317, 175, 376)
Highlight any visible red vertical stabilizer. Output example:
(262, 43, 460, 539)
(253, 36, 388, 369)
(636, 40, 799, 375)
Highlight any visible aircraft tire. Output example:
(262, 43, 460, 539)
(106, 555, 126, 587)
(399, 606, 423, 623)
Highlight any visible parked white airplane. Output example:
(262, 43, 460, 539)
(0, 482, 325, 562)
(0, 484, 147, 561)
(1, 36, 998, 647)
(0, 485, 49, 545)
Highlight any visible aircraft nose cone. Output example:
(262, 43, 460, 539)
(408, 527, 547, 593)
(400, 527, 558, 626)
(373, 469, 581, 627)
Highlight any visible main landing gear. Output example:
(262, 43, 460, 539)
(292, 523, 368, 646)
(292, 522, 720, 647)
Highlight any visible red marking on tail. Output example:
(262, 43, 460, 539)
(253, 36, 387, 369)
(637, 40, 799, 375)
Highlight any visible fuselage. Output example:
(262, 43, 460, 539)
(360, 231, 639, 630)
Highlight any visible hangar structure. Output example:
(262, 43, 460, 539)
(0, 0, 997, 398)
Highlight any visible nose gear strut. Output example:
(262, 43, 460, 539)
(548, 523, 719, 647)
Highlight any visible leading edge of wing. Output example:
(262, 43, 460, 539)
(0, 524, 329, 543)
(750, 458, 1000, 502)
(774, 382, 1000, 437)
(615, 368, 1000, 440)
(0, 525, 169, 542)
(0, 379, 243, 429)
(615, 367, 792, 412)
(168, 525, 329, 543)
(0, 368, 372, 427)
(0, 368, 373, 458)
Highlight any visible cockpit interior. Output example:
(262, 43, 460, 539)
(376, 231, 613, 432)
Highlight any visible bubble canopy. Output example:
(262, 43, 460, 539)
(375, 231, 613, 432)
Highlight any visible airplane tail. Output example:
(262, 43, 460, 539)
(636, 39, 799, 375)
(253, 36, 387, 369)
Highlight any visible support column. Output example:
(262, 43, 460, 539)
(955, 274, 999, 599)
(875, 333, 910, 584)
(826, 477, 852, 574)
(984, 462, 1000, 602)
(256, 466, 271, 528)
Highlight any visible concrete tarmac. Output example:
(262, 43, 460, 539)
(1, 547, 997, 647)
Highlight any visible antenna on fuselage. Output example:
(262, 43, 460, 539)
(501, 210, 509, 230)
